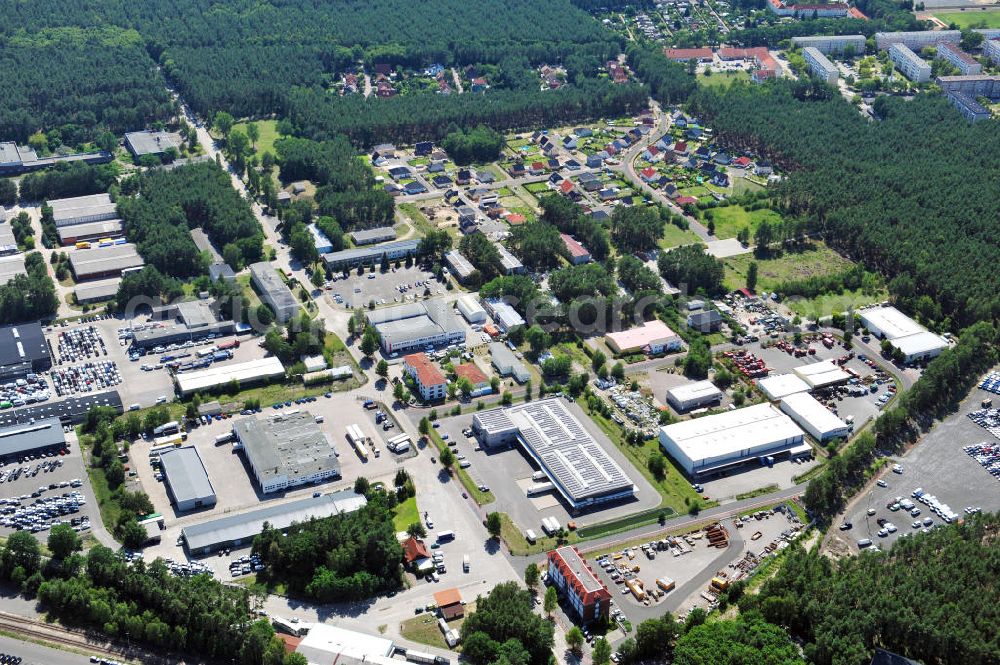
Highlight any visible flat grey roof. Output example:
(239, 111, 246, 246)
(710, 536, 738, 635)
(48, 193, 116, 223)
(349, 226, 397, 244)
(0, 418, 65, 457)
(75, 279, 120, 303)
(69, 244, 144, 277)
(125, 131, 182, 156)
(0, 390, 122, 428)
(495, 243, 523, 271)
(0, 223, 15, 252)
(233, 411, 340, 486)
(0, 255, 26, 286)
(323, 239, 419, 265)
(249, 262, 297, 310)
(368, 299, 464, 347)
(159, 446, 216, 507)
(445, 251, 475, 278)
(0, 322, 50, 370)
(56, 219, 123, 242)
(181, 490, 366, 552)
(554, 546, 605, 593)
(0, 143, 21, 165)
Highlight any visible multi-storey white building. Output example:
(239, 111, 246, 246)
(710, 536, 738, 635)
(792, 34, 866, 54)
(984, 39, 1000, 67)
(803, 46, 839, 85)
(936, 41, 982, 75)
(876, 30, 960, 51)
(889, 43, 931, 83)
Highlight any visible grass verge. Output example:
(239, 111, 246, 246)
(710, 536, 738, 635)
(427, 430, 495, 505)
(393, 496, 420, 532)
(735, 484, 779, 501)
(499, 512, 578, 556)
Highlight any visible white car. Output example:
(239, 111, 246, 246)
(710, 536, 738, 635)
(876, 479, 887, 488)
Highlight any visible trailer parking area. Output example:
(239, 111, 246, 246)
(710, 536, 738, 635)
(833, 380, 1000, 554)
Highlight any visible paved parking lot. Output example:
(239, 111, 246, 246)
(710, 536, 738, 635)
(836, 381, 1000, 553)
(0, 434, 95, 541)
(330, 265, 444, 311)
(431, 400, 660, 532)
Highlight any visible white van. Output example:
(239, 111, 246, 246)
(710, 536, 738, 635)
(129, 403, 141, 411)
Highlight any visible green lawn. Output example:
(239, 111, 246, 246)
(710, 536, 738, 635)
(697, 70, 750, 88)
(393, 496, 420, 532)
(659, 223, 702, 249)
(235, 119, 279, 157)
(523, 181, 550, 195)
(427, 430, 495, 505)
(499, 512, 578, 556)
(399, 202, 437, 236)
(707, 204, 783, 240)
(722, 241, 857, 292)
(934, 9, 1000, 28)
(786, 287, 889, 320)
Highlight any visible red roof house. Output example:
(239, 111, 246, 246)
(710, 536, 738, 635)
(403, 536, 431, 564)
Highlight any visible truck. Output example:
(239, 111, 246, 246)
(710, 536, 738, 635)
(406, 651, 450, 665)
(196, 346, 217, 358)
(152, 421, 180, 437)
(524, 529, 537, 544)
(526, 482, 554, 497)
(212, 350, 232, 362)
(215, 432, 234, 445)
(217, 339, 240, 350)
(710, 577, 729, 592)
(531, 470, 547, 482)
(436, 530, 455, 542)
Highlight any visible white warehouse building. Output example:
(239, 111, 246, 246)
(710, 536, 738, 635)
(780, 392, 849, 442)
(456, 294, 487, 324)
(658, 403, 805, 476)
(858, 305, 948, 363)
(666, 380, 723, 413)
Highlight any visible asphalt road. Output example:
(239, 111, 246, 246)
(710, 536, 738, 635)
(0, 634, 92, 665)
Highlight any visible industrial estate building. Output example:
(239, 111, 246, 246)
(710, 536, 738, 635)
(803, 46, 839, 85)
(349, 226, 396, 245)
(494, 243, 525, 275)
(124, 130, 181, 157)
(757, 373, 811, 401)
(49, 194, 118, 227)
(74, 279, 121, 304)
(403, 353, 447, 401)
(367, 300, 465, 354)
(791, 34, 865, 54)
(0, 323, 52, 381)
(0, 142, 111, 176)
(483, 298, 525, 332)
(180, 490, 366, 554)
(134, 299, 235, 348)
(0, 390, 122, 428)
(858, 305, 948, 363)
(444, 250, 476, 282)
(489, 342, 530, 383)
(0, 418, 66, 462)
(889, 43, 931, 83)
(779, 392, 849, 442)
(792, 360, 851, 389)
(174, 357, 286, 396)
(0, 255, 25, 286)
(232, 411, 340, 494)
(250, 262, 300, 323)
(295, 623, 395, 665)
(605, 320, 682, 356)
(322, 239, 419, 270)
(56, 219, 124, 246)
(875, 30, 960, 51)
(935, 42, 982, 76)
(547, 546, 612, 623)
(473, 398, 636, 510)
(0, 221, 15, 256)
(456, 295, 486, 324)
(69, 244, 144, 280)
(666, 380, 723, 413)
(159, 446, 218, 511)
(658, 403, 805, 476)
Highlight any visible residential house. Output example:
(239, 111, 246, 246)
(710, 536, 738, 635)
(561, 234, 591, 264)
(586, 154, 603, 168)
(454, 363, 492, 397)
(432, 175, 452, 189)
(564, 159, 581, 171)
(687, 309, 723, 333)
(456, 169, 471, 185)
(640, 167, 658, 183)
(414, 141, 434, 156)
(559, 179, 575, 196)
(403, 181, 427, 195)
(673, 141, 689, 155)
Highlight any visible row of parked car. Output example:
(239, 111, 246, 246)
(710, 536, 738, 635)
(0, 375, 51, 409)
(51, 360, 122, 397)
(962, 441, 1000, 480)
(0, 458, 66, 483)
(230, 553, 263, 577)
(53, 325, 108, 364)
(0, 490, 87, 533)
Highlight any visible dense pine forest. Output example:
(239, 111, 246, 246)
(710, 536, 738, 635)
(689, 82, 1000, 329)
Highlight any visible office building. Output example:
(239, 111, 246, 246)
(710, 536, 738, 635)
(250, 262, 299, 323)
(889, 43, 931, 83)
(366, 300, 465, 354)
(68, 244, 144, 281)
(666, 380, 723, 413)
(858, 305, 948, 363)
(605, 320, 682, 356)
(322, 239, 419, 271)
(803, 46, 839, 85)
(936, 42, 982, 75)
(233, 411, 340, 494)
(159, 446, 217, 511)
(484, 299, 525, 332)
(0, 323, 52, 381)
(456, 295, 486, 324)
(133, 299, 235, 348)
(0, 418, 66, 462)
(0, 142, 111, 176)
(489, 342, 529, 383)
(444, 250, 476, 283)
(175, 357, 286, 396)
(349, 226, 396, 245)
(48, 194, 117, 228)
(472, 398, 636, 510)
(125, 130, 182, 157)
(876, 30, 960, 51)
(791, 34, 866, 54)
(181, 490, 365, 554)
(546, 546, 612, 623)
(403, 353, 447, 401)
(658, 403, 805, 476)
(780, 392, 849, 442)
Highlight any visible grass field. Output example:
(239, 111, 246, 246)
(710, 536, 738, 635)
(786, 287, 888, 319)
(393, 496, 420, 532)
(499, 512, 578, 556)
(659, 223, 701, 249)
(400, 610, 468, 651)
(722, 241, 854, 292)
(933, 9, 1000, 28)
(697, 70, 751, 88)
(427, 430, 495, 505)
(235, 119, 279, 156)
(707, 204, 783, 240)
